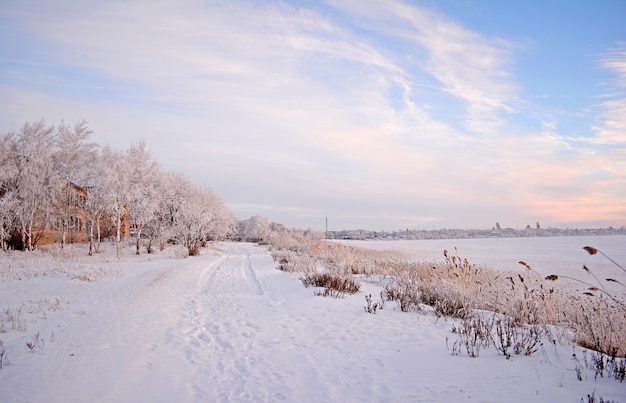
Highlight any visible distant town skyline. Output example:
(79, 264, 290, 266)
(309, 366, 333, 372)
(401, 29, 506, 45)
(325, 225, 626, 240)
(1, 1, 624, 231)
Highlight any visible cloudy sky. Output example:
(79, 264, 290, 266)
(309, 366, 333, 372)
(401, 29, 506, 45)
(1, 1, 625, 231)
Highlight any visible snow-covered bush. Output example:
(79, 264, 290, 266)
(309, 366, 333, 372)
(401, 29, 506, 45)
(364, 293, 384, 314)
(25, 332, 44, 353)
(173, 244, 190, 259)
(0, 339, 7, 368)
(416, 281, 471, 319)
(449, 313, 493, 357)
(235, 215, 271, 243)
(382, 275, 421, 312)
(1, 306, 26, 332)
(154, 173, 235, 256)
(300, 272, 360, 298)
(272, 249, 315, 273)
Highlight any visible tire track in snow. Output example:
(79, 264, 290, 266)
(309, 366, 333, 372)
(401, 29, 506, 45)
(181, 245, 292, 401)
(242, 251, 264, 295)
(197, 254, 226, 294)
(183, 252, 246, 398)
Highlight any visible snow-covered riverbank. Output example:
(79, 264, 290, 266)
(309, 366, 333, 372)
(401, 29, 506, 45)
(1, 241, 624, 402)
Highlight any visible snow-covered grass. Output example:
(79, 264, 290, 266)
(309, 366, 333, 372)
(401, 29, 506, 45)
(0, 237, 624, 402)
(323, 237, 626, 358)
(393, 237, 625, 358)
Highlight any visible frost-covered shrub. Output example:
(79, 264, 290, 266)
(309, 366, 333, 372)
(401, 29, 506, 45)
(0, 339, 7, 368)
(25, 332, 44, 352)
(69, 268, 110, 282)
(382, 274, 421, 312)
(364, 293, 384, 314)
(173, 245, 189, 259)
(1, 306, 26, 332)
(449, 313, 493, 357)
(417, 281, 471, 319)
(271, 250, 315, 273)
(300, 273, 360, 298)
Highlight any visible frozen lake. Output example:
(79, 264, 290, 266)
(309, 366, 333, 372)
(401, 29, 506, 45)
(340, 235, 626, 292)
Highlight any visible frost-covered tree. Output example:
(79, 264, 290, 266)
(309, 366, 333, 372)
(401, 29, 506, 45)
(101, 146, 130, 258)
(238, 215, 270, 242)
(1, 119, 236, 256)
(151, 172, 185, 251)
(203, 189, 236, 242)
(157, 173, 234, 256)
(157, 173, 196, 253)
(126, 141, 160, 255)
(53, 119, 98, 247)
(83, 150, 109, 255)
(7, 120, 58, 250)
(0, 134, 18, 251)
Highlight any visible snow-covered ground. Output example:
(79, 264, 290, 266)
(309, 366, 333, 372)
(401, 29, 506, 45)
(1, 240, 624, 402)
(342, 235, 626, 295)
(340, 235, 626, 274)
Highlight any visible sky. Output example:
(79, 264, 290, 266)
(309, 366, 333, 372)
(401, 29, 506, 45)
(1, 0, 625, 231)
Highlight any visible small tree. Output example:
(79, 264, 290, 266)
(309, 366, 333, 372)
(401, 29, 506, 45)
(83, 150, 109, 255)
(126, 141, 160, 255)
(238, 215, 270, 242)
(157, 174, 234, 256)
(102, 147, 130, 258)
(202, 189, 236, 242)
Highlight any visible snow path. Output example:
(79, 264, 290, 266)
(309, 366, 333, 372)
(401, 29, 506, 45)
(1, 242, 624, 402)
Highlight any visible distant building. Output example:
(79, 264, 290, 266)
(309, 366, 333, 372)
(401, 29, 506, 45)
(6, 182, 129, 249)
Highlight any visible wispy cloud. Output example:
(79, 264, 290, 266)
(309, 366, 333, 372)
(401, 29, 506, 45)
(398, 6, 518, 134)
(329, 0, 520, 135)
(0, 0, 624, 229)
(591, 47, 626, 144)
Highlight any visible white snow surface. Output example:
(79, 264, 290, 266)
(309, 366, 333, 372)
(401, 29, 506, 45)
(1, 240, 624, 402)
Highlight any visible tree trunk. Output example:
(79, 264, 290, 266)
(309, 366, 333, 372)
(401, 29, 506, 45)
(135, 228, 143, 255)
(0, 221, 6, 252)
(61, 217, 67, 248)
(116, 215, 121, 258)
(61, 192, 70, 249)
(21, 223, 27, 251)
(95, 215, 101, 253)
(88, 219, 94, 256)
(27, 221, 33, 251)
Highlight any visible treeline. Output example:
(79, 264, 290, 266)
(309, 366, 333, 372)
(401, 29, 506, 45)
(326, 226, 626, 241)
(0, 119, 234, 256)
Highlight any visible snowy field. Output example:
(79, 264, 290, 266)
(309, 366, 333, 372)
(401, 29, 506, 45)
(342, 235, 626, 292)
(1, 239, 625, 402)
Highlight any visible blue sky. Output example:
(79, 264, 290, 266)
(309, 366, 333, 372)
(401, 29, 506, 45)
(1, 0, 625, 231)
